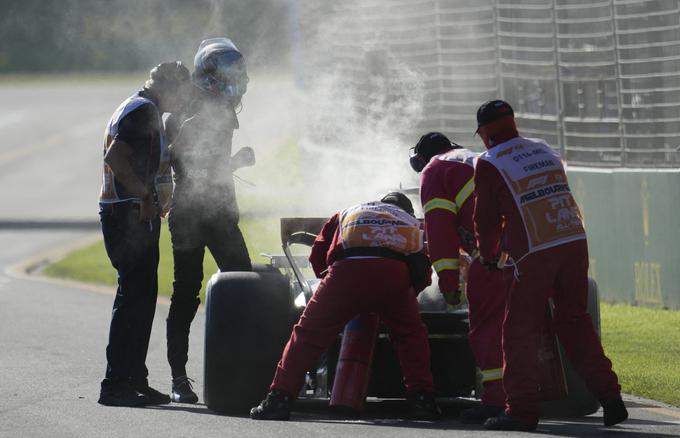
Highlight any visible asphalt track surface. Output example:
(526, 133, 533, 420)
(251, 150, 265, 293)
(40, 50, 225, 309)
(1, 78, 680, 438)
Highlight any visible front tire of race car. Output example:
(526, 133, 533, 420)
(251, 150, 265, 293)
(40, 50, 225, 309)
(203, 269, 294, 415)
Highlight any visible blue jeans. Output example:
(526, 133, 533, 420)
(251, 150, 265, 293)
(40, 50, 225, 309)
(99, 201, 160, 388)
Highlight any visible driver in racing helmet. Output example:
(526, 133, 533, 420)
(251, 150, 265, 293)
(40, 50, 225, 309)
(165, 38, 253, 404)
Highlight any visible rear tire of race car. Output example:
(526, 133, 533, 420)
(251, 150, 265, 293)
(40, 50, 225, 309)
(540, 277, 601, 417)
(203, 269, 293, 415)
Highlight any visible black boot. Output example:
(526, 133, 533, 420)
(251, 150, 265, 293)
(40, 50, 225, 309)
(132, 381, 171, 405)
(98, 380, 150, 407)
(250, 390, 292, 420)
(171, 376, 199, 404)
(406, 391, 442, 421)
(601, 396, 628, 427)
(459, 404, 504, 424)
(484, 413, 537, 431)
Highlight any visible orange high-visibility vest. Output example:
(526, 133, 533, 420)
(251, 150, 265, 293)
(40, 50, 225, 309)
(338, 201, 423, 255)
(479, 136, 586, 254)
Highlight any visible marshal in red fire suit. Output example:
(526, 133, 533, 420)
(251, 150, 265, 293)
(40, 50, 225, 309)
(420, 148, 507, 409)
(268, 200, 434, 398)
(473, 101, 622, 427)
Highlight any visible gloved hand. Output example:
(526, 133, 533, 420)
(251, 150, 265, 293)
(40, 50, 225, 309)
(231, 146, 256, 171)
(480, 256, 501, 271)
(442, 289, 462, 306)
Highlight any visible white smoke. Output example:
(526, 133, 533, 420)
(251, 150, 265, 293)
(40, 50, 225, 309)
(234, 2, 427, 220)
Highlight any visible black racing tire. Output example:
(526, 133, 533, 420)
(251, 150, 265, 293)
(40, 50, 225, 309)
(540, 277, 601, 417)
(203, 270, 294, 415)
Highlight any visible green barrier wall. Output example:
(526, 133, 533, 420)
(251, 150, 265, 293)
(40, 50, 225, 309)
(568, 168, 680, 309)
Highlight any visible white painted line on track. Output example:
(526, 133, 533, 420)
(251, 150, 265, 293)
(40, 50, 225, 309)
(0, 116, 102, 166)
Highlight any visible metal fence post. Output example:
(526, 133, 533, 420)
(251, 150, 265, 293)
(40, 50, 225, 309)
(551, 0, 566, 157)
(610, 0, 626, 166)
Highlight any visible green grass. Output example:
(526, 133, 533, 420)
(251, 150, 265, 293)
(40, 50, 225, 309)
(600, 302, 680, 407)
(43, 221, 680, 407)
(43, 216, 281, 302)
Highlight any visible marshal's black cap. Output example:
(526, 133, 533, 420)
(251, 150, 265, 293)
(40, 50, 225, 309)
(475, 100, 514, 133)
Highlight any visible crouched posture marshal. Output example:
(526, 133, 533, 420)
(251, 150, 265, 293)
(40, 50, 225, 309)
(250, 192, 440, 421)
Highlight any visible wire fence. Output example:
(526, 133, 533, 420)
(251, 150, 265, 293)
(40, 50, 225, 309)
(295, 0, 680, 167)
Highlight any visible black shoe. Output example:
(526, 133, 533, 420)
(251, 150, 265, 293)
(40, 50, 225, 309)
(133, 383, 171, 405)
(406, 391, 442, 421)
(98, 381, 150, 407)
(171, 376, 198, 404)
(484, 413, 537, 431)
(459, 404, 504, 424)
(250, 390, 292, 420)
(601, 396, 628, 427)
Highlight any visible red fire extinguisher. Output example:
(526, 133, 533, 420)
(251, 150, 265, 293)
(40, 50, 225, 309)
(330, 313, 380, 412)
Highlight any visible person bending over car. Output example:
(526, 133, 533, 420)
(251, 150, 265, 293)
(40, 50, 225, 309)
(250, 192, 441, 421)
(409, 132, 508, 423)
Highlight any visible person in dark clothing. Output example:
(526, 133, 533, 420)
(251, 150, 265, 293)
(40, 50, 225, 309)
(98, 61, 190, 407)
(165, 38, 253, 403)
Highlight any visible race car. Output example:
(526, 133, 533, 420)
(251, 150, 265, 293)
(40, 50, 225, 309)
(203, 217, 601, 417)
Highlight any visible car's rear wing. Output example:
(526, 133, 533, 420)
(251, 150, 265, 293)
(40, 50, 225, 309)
(280, 217, 328, 246)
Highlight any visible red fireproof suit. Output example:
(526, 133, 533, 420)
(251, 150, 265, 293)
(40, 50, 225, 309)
(420, 150, 507, 407)
(269, 211, 434, 397)
(474, 137, 621, 424)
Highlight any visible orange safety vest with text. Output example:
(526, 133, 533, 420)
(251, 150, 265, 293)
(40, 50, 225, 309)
(479, 136, 586, 255)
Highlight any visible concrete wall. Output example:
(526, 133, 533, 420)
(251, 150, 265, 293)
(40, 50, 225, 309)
(568, 167, 680, 309)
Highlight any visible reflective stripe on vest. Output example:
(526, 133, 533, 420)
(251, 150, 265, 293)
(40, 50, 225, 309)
(432, 257, 459, 273)
(481, 367, 503, 383)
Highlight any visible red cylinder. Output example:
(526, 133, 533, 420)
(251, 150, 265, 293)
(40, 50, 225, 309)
(329, 313, 380, 412)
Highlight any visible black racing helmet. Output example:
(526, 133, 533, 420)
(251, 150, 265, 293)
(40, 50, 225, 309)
(380, 191, 415, 217)
(192, 37, 249, 98)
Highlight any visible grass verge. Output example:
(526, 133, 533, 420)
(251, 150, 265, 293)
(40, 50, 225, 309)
(600, 302, 680, 407)
(42, 217, 280, 302)
(43, 219, 680, 407)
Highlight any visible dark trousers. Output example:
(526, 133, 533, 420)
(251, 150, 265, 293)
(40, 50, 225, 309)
(166, 208, 251, 378)
(271, 259, 434, 397)
(502, 240, 621, 424)
(100, 202, 160, 389)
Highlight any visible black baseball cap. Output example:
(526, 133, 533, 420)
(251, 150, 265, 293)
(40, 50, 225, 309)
(475, 100, 514, 134)
(380, 191, 415, 216)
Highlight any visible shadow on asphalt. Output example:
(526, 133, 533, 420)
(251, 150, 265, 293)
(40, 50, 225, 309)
(143, 398, 678, 437)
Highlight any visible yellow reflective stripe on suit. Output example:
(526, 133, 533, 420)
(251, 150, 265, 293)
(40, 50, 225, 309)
(432, 258, 459, 273)
(422, 177, 475, 215)
(423, 197, 457, 214)
(455, 177, 475, 209)
(481, 367, 503, 383)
